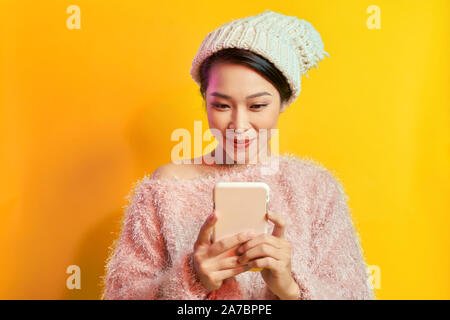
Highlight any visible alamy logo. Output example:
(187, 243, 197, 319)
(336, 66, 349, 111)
(66, 265, 81, 290)
(170, 121, 280, 173)
(66, 5, 81, 30)
(367, 264, 381, 290)
(366, 5, 381, 30)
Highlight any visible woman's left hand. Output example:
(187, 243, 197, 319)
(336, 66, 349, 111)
(236, 210, 300, 300)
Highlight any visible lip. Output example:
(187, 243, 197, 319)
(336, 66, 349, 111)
(232, 137, 255, 149)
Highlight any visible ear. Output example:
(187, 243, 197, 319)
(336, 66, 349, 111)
(279, 101, 288, 113)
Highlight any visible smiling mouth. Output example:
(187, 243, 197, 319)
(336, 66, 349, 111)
(231, 135, 255, 142)
(224, 131, 257, 149)
(229, 137, 256, 149)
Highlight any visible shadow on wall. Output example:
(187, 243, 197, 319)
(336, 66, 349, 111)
(61, 104, 169, 299)
(123, 103, 180, 175)
(61, 208, 124, 300)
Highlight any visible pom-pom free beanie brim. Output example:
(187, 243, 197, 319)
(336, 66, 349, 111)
(190, 9, 330, 107)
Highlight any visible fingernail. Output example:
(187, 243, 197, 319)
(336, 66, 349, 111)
(247, 231, 255, 238)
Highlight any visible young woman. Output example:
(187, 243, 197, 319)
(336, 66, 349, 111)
(101, 9, 375, 300)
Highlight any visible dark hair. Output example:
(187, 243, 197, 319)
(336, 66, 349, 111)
(198, 48, 292, 105)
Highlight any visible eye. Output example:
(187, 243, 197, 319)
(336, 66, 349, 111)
(250, 104, 268, 109)
(211, 103, 230, 109)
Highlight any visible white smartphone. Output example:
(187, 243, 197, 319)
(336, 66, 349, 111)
(212, 181, 270, 272)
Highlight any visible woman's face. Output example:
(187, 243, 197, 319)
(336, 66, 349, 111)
(205, 62, 287, 164)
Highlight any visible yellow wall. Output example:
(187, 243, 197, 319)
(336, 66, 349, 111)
(0, 0, 448, 299)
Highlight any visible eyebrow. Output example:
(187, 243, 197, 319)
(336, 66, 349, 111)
(209, 91, 272, 99)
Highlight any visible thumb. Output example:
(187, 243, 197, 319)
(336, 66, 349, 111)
(195, 211, 217, 248)
(266, 210, 286, 239)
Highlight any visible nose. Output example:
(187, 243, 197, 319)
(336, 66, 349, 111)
(229, 107, 250, 132)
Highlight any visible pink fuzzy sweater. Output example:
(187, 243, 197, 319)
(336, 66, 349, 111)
(101, 153, 375, 300)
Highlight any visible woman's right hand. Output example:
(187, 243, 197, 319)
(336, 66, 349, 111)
(193, 211, 255, 292)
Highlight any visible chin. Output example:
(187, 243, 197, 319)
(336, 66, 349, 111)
(226, 148, 260, 165)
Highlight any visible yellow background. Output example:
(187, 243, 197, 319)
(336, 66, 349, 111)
(1, 0, 449, 299)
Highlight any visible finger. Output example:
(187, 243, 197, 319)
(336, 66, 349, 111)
(266, 210, 286, 238)
(208, 231, 254, 257)
(247, 257, 281, 272)
(236, 233, 282, 255)
(210, 255, 242, 271)
(238, 243, 285, 265)
(195, 212, 217, 247)
(214, 265, 251, 281)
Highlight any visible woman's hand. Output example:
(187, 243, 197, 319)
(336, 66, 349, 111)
(236, 210, 300, 300)
(193, 211, 255, 292)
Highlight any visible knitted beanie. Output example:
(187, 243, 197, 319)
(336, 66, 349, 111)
(190, 9, 330, 107)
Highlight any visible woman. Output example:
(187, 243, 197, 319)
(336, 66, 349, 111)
(101, 9, 375, 300)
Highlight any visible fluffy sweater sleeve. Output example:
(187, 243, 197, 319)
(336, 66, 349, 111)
(290, 170, 375, 300)
(100, 175, 211, 300)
